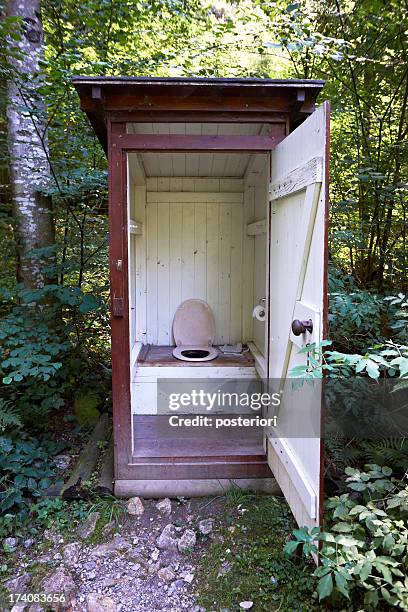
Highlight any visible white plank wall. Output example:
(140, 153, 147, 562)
(145, 195, 244, 345)
(129, 169, 269, 350)
(134, 185, 147, 344)
(145, 177, 244, 192)
(243, 156, 269, 358)
(253, 161, 269, 358)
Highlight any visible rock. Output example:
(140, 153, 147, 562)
(181, 572, 194, 584)
(127, 497, 144, 517)
(171, 579, 186, 590)
(150, 548, 160, 561)
(84, 561, 96, 571)
(198, 518, 213, 535)
(42, 569, 76, 608)
(3, 537, 18, 551)
(92, 535, 130, 557)
(177, 529, 196, 553)
(217, 561, 232, 578)
(102, 520, 116, 537)
(102, 578, 119, 588)
(156, 498, 172, 515)
(4, 572, 31, 594)
(23, 538, 35, 549)
(63, 542, 81, 566)
(86, 593, 117, 612)
(28, 605, 45, 612)
(239, 602, 253, 610)
(10, 605, 26, 612)
(77, 512, 100, 540)
(157, 566, 176, 583)
(156, 524, 178, 551)
(43, 529, 61, 544)
(53, 454, 71, 470)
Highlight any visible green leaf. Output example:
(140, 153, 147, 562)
(332, 522, 354, 533)
(317, 573, 333, 601)
(359, 561, 372, 581)
(364, 590, 379, 607)
(283, 540, 300, 555)
(348, 505, 367, 515)
(365, 359, 380, 379)
(334, 571, 350, 599)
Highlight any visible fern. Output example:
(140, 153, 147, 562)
(359, 438, 408, 471)
(0, 400, 22, 433)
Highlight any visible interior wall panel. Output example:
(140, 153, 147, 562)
(143, 192, 244, 345)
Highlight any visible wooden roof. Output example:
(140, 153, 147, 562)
(73, 76, 325, 153)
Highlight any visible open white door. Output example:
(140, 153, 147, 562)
(266, 103, 329, 529)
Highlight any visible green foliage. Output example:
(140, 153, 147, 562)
(0, 399, 22, 433)
(30, 497, 89, 531)
(290, 337, 408, 382)
(359, 439, 408, 473)
(0, 274, 107, 424)
(87, 494, 126, 528)
(0, 435, 62, 514)
(74, 390, 101, 425)
(329, 267, 408, 353)
(285, 466, 408, 609)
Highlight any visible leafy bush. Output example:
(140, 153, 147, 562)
(328, 267, 408, 353)
(0, 399, 22, 433)
(0, 280, 106, 425)
(30, 498, 89, 531)
(0, 435, 62, 514)
(359, 439, 408, 472)
(0, 283, 100, 386)
(285, 465, 408, 609)
(291, 339, 408, 382)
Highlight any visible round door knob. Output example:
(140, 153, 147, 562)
(291, 319, 313, 336)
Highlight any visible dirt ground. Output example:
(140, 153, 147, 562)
(2, 495, 231, 612)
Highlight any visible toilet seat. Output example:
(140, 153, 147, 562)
(172, 299, 218, 362)
(173, 345, 219, 362)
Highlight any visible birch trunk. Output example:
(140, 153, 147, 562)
(7, 0, 55, 288)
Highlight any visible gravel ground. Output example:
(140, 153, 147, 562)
(2, 496, 226, 612)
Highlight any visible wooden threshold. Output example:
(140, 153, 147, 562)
(130, 415, 272, 480)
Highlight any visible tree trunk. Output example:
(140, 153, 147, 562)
(6, 0, 56, 288)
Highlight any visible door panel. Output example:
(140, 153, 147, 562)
(266, 103, 329, 528)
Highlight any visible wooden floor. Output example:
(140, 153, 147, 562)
(131, 415, 272, 480)
(137, 344, 256, 367)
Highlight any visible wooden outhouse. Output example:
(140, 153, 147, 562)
(73, 77, 329, 529)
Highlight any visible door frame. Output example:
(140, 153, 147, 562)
(108, 121, 288, 479)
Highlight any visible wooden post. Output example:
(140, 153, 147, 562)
(108, 120, 131, 479)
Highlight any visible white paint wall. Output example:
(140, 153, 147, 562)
(127, 160, 137, 350)
(243, 156, 269, 359)
(145, 192, 244, 345)
(129, 170, 269, 352)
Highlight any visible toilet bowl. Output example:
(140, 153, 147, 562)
(172, 299, 218, 362)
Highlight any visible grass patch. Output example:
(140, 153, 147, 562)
(196, 492, 321, 611)
(85, 494, 126, 544)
